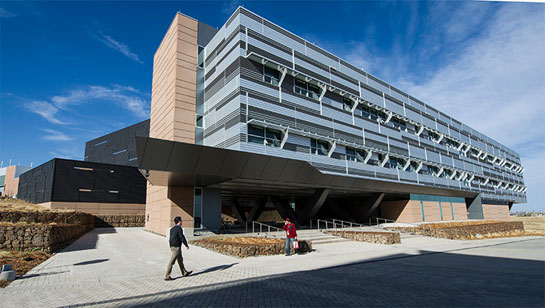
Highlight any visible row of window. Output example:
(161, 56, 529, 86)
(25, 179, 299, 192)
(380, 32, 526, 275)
(260, 65, 519, 173)
(247, 124, 516, 189)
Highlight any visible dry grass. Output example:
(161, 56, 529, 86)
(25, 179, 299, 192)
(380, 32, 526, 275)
(511, 216, 545, 232)
(196, 237, 283, 245)
(0, 197, 73, 213)
(422, 220, 507, 229)
(0, 250, 51, 288)
(462, 230, 545, 240)
(0, 198, 48, 212)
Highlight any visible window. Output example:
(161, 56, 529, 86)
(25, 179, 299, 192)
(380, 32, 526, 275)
(294, 79, 308, 96)
(429, 131, 441, 142)
(248, 124, 265, 145)
(194, 188, 202, 228)
(388, 157, 405, 170)
(265, 128, 282, 147)
(346, 147, 356, 161)
(197, 46, 205, 68)
(342, 98, 353, 112)
(248, 124, 282, 147)
(311, 138, 330, 156)
(308, 83, 320, 100)
(391, 118, 406, 131)
(360, 105, 370, 118)
(195, 114, 203, 128)
(264, 66, 280, 86)
(346, 147, 366, 162)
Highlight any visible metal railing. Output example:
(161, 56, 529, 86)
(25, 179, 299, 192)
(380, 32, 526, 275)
(310, 219, 366, 231)
(245, 221, 283, 238)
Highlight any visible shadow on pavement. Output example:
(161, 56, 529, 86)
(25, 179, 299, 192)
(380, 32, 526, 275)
(73, 259, 109, 266)
(191, 263, 238, 277)
(67, 238, 545, 307)
(61, 228, 117, 252)
(17, 271, 69, 280)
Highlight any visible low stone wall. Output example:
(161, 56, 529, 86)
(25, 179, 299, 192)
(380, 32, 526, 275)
(0, 223, 94, 252)
(95, 215, 145, 228)
(192, 237, 312, 258)
(326, 230, 401, 244)
(388, 221, 525, 239)
(0, 211, 95, 225)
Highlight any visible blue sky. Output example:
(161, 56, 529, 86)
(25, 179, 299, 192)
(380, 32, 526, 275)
(1, 1, 543, 211)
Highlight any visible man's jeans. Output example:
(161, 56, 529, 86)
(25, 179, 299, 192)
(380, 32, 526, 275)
(286, 237, 295, 254)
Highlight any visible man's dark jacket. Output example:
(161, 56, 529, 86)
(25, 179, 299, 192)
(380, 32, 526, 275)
(169, 225, 189, 248)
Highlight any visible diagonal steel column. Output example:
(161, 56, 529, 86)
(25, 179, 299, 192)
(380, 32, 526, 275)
(299, 188, 329, 224)
(247, 197, 267, 222)
(356, 193, 386, 222)
(231, 199, 247, 224)
(271, 196, 299, 226)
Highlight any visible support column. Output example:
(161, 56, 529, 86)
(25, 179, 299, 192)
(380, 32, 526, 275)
(248, 197, 267, 222)
(271, 197, 299, 226)
(356, 193, 386, 222)
(299, 189, 330, 224)
(231, 199, 247, 224)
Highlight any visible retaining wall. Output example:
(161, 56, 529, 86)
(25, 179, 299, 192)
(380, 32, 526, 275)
(326, 230, 401, 244)
(0, 223, 94, 252)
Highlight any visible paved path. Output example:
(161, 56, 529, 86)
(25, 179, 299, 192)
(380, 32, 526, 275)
(1, 228, 543, 307)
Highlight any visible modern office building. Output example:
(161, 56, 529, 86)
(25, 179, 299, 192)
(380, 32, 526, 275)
(0, 165, 32, 198)
(17, 158, 146, 215)
(136, 7, 526, 236)
(17, 121, 150, 214)
(84, 120, 150, 167)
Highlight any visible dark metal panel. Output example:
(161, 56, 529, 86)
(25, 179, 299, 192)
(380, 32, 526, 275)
(194, 147, 229, 175)
(217, 150, 250, 178)
(166, 142, 203, 174)
(276, 160, 304, 183)
(140, 138, 174, 171)
(240, 154, 269, 179)
(259, 156, 288, 182)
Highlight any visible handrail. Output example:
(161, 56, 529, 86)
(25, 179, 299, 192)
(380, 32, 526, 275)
(331, 218, 366, 229)
(245, 221, 283, 237)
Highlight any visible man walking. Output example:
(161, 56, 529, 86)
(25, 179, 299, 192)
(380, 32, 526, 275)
(282, 218, 297, 256)
(165, 216, 192, 281)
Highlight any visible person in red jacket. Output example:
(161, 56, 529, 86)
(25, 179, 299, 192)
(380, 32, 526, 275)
(282, 218, 297, 256)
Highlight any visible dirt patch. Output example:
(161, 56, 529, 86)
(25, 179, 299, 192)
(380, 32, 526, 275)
(0, 250, 51, 288)
(193, 236, 312, 257)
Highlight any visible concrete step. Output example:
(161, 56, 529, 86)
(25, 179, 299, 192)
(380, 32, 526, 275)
(312, 237, 351, 245)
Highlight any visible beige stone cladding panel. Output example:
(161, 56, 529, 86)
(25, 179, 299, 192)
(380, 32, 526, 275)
(150, 13, 198, 143)
(145, 184, 169, 235)
(452, 202, 468, 220)
(169, 186, 194, 230)
(380, 200, 422, 223)
(482, 204, 510, 220)
(423, 201, 442, 222)
(440, 202, 453, 221)
(37, 202, 144, 216)
(3, 166, 18, 197)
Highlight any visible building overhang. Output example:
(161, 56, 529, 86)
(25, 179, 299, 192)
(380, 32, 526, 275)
(136, 137, 477, 200)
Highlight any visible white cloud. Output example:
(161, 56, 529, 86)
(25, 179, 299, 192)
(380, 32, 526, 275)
(94, 31, 143, 64)
(339, 4, 545, 211)
(24, 101, 68, 125)
(0, 7, 16, 18)
(222, 0, 239, 16)
(51, 85, 150, 118)
(41, 128, 73, 141)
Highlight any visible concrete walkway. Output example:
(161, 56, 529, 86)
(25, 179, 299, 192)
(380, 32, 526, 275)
(1, 228, 543, 307)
